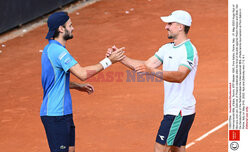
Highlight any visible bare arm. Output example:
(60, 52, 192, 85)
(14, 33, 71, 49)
(136, 65, 191, 83)
(120, 56, 145, 70)
(121, 55, 162, 70)
(107, 46, 190, 83)
(70, 81, 94, 94)
(106, 46, 162, 70)
(70, 63, 103, 81)
(70, 48, 125, 81)
(70, 81, 81, 89)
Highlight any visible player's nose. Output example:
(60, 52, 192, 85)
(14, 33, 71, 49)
(165, 24, 169, 30)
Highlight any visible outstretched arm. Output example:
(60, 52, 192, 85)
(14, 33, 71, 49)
(106, 46, 162, 70)
(70, 48, 125, 81)
(121, 55, 162, 70)
(135, 65, 191, 83)
(120, 56, 145, 70)
(70, 63, 103, 81)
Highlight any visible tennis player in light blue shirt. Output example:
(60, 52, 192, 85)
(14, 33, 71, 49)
(41, 39, 77, 116)
(40, 12, 125, 152)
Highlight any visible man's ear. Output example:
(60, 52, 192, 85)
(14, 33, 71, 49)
(177, 24, 184, 33)
(178, 24, 184, 31)
(58, 26, 65, 33)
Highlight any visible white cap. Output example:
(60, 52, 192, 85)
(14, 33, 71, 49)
(160, 10, 192, 26)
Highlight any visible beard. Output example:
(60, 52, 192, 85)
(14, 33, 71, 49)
(167, 31, 173, 39)
(63, 29, 73, 40)
(168, 35, 173, 39)
(168, 33, 176, 39)
(167, 30, 177, 39)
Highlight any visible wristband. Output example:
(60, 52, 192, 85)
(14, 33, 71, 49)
(99, 57, 112, 69)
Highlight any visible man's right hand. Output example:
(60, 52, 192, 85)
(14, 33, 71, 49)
(107, 46, 125, 63)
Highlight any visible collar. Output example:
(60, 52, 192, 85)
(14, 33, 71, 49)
(173, 39, 190, 48)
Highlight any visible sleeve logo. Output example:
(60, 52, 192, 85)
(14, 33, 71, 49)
(187, 60, 193, 67)
(64, 57, 72, 65)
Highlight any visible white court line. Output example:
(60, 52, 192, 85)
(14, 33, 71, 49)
(186, 120, 228, 149)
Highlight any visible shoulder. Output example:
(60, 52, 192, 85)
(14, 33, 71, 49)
(182, 40, 198, 60)
(48, 43, 68, 52)
(158, 42, 174, 52)
(48, 44, 69, 58)
(184, 40, 197, 51)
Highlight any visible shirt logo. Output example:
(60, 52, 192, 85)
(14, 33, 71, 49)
(187, 60, 193, 67)
(159, 135, 165, 141)
(60, 145, 66, 149)
(169, 56, 172, 59)
(64, 57, 72, 65)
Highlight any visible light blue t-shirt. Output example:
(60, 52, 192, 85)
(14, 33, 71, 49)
(40, 40, 77, 116)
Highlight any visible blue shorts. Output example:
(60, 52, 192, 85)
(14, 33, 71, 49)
(41, 114, 75, 152)
(156, 113, 195, 147)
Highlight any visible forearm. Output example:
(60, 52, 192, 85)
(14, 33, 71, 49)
(69, 82, 80, 89)
(71, 47, 125, 82)
(70, 63, 104, 82)
(121, 56, 145, 70)
(151, 68, 186, 83)
(79, 64, 104, 81)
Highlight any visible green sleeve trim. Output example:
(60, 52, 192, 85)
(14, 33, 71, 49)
(154, 54, 163, 63)
(184, 41, 194, 61)
(180, 64, 192, 70)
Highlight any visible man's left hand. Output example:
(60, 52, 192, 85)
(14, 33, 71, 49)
(77, 83, 94, 94)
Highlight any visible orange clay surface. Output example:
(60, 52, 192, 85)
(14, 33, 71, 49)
(0, 0, 227, 151)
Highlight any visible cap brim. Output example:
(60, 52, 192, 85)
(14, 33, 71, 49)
(160, 16, 191, 26)
(160, 16, 175, 23)
(45, 30, 55, 39)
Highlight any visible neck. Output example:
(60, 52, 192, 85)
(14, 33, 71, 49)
(173, 34, 188, 46)
(54, 37, 66, 46)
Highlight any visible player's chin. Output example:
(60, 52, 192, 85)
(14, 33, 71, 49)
(168, 35, 173, 39)
(167, 32, 174, 39)
(68, 35, 74, 40)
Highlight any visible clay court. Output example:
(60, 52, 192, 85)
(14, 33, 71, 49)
(0, 0, 227, 151)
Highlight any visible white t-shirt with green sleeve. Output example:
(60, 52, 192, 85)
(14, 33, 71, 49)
(155, 39, 198, 116)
